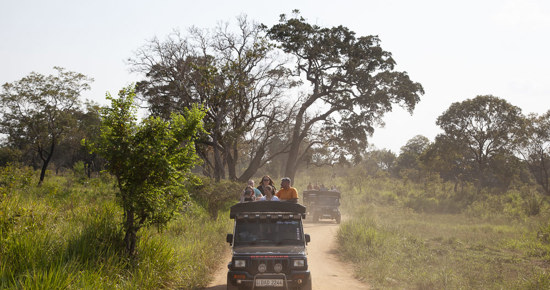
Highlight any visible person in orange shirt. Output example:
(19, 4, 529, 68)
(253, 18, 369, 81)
(275, 177, 298, 203)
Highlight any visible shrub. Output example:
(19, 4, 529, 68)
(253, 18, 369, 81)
(72, 161, 88, 184)
(0, 163, 33, 196)
(524, 192, 543, 216)
(188, 176, 241, 219)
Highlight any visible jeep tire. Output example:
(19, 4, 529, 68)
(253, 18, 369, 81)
(226, 277, 238, 290)
(302, 275, 313, 290)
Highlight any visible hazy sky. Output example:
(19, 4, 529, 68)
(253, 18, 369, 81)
(2, 0, 549, 153)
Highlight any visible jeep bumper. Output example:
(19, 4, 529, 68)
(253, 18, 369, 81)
(227, 270, 311, 289)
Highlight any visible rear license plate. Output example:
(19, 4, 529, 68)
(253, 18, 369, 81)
(255, 279, 284, 287)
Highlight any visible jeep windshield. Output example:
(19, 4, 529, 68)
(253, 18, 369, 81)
(234, 219, 304, 246)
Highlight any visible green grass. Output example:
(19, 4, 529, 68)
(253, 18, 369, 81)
(332, 176, 550, 289)
(0, 166, 233, 289)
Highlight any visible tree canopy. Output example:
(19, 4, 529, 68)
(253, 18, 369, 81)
(129, 16, 296, 182)
(0, 67, 93, 184)
(267, 12, 424, 180)
(436, 95, 524, 188)
(87, 85, 206, 255)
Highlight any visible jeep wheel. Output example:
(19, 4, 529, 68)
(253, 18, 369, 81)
(226, 278, 238, 290)
(301, 276, 313, 290)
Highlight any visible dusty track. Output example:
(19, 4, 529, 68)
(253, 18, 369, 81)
(204, 220, 368, 290)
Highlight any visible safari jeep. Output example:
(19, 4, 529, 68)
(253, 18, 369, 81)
(226, 202, 312, 290)
(302, 190, 341, 223)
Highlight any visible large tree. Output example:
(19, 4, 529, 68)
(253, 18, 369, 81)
(267, 12, 424, 181)
(363, 148, 396, 176)
(515, 111, 550, 195)
(88, 86, 205, 255)
(422, 135, 471, 192)
(129, 16, 295, 182)
(0, 67, 92, 184)
(394, 135, 431, 181)
(436, 95, 524, 188)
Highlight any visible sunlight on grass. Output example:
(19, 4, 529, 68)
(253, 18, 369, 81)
(0, 168, 234, 289)
(330, 175, 550, 289)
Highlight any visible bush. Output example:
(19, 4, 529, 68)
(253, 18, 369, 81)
(0, 163, 33, 196)
(72, 161, 88, 184)
(188, 176, 241, 219)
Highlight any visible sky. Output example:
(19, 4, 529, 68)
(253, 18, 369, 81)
(2, 0, 550, 153)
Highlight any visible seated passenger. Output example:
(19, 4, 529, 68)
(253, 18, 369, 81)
(258, 185, 279, 201)
(276, 177, 298, 203)
(240, 186, 255, 202)
(248, 179, 263, 199)
(257, 175, 276, 196)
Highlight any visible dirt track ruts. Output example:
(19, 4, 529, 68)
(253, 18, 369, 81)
(204, 220, 369, 289)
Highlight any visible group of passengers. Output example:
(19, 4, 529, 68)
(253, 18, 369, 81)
(306, 182, 337, 191)
(240, 175, 298, 203)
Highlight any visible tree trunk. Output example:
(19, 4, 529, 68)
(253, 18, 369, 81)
(212, 135, 224, 182)
(238, 147, 266, 183)
(540, 153, 550, 196)
(284, 140, 300, 183)
(226, 141, 238, 180)
(38, 140, 56, 185)
(283, 103, 310, 184)
(124, 208, 138, 256)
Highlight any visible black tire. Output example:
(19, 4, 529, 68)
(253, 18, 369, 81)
(226, 277, 238, 290)
(301, 275, 313, 290)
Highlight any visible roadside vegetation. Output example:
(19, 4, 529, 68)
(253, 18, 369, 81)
(306, 168, 550, 289)
(0, 164, 239, 289)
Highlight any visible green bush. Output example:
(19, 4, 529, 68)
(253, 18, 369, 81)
(0, 163, 33, 196)
(188, 176, 241, 219)
(72, 161, 88, 184)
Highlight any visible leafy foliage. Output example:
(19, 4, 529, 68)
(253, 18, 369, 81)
(436, 95, 524, 188)
(130, 16, 295, 181)
(87, 85, 206, 255)
(0, 67, 93, 184)
(515, 111, 550, 195)
(267, 11, 424, 180)
(187, 176, 241, 219)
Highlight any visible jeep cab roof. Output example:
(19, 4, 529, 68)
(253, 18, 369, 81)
(229, 201, 307, 219)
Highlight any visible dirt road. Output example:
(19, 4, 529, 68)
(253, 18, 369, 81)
(204, 220, 368, 290)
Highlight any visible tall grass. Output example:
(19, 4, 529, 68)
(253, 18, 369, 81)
(0, 165, 234, 289)
(308, 170, 550, 289)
